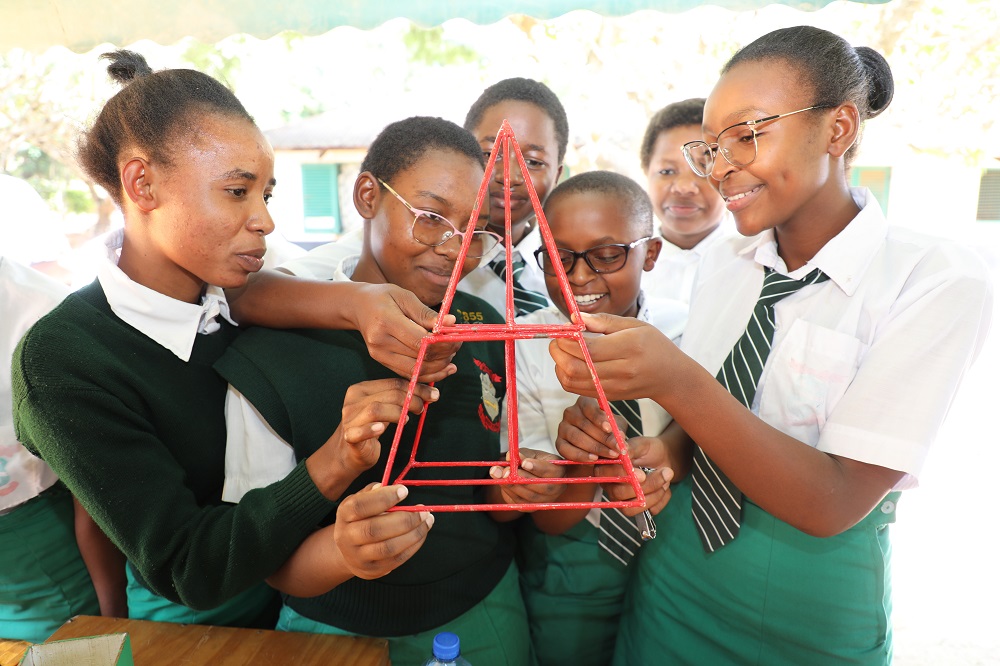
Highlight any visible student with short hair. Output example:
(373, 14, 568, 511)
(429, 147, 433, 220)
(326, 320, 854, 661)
(219, 116, 564, 666)
(639, 98, 731, 303)
(510, 171, 681, 666)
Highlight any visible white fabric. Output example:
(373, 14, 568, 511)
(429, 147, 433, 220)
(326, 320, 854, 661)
(223, 254, 359, 503)
(282, 224, 550, 317)
(0, 257, 68, 512)
(641, 217, 734, 304)
(681, 188, 993, 489)
(96, 229, 237, 362)
(505, 293, 687, 526)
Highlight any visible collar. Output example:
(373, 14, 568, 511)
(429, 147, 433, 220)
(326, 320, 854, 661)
(659, 214, 733, 259)
(335, 255, 360, 281)
(743, 188, 887, 296)
(96, 228, 238, 362)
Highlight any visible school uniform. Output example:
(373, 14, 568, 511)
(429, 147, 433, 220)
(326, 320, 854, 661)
(641, 216, 733, 304)
(0, 257, 97, 643)
(280, 224, 550, 317)
(12, 230, 340, 628)
(220, 255, 530, 666)
(510, 295, 687, 666)
(614, 188, 994, 665)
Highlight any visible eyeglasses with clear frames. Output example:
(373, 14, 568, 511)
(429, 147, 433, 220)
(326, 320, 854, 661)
(533, 237, 655, 277)
(378, 178, 502, 259)
(681, 105, 833, 178)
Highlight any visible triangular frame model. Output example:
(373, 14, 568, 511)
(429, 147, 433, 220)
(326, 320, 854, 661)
(380, 120, 646, 512)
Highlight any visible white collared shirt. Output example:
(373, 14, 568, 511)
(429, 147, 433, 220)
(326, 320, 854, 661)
(96, 229, 237, 362)
(681, 188, 993, 489)
(0, 257, 69, 512)
(223, 254, 361, 503)
(505, 292, 688, 526)
(641, 216, 734, 304)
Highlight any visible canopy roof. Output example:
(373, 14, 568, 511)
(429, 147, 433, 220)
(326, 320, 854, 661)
(4, 0, 890, 53)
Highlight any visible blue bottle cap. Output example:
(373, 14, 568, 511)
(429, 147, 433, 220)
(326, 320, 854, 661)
(433, 632, 461, 661)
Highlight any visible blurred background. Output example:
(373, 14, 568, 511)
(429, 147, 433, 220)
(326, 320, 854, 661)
(2, 0, 997, 662)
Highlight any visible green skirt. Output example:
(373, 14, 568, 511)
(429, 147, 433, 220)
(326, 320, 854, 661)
(517, 516, 630, 666)
(0, 485, 99, 643)
(278, 561, 531, 666)
(614, 478, 897, 665)
(126, 565, 277, 628)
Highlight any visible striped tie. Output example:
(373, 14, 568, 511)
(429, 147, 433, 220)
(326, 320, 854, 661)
(489, 252, 548, 316)
(598, 399, 650, 566)
(692, 267, 829, 552)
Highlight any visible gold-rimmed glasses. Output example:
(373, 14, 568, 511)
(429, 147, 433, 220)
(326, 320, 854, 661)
(681, 105, 833, 177)
(378, 178, 502, 259)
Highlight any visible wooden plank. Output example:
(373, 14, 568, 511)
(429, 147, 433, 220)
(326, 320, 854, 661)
(46, 616, 389, 666)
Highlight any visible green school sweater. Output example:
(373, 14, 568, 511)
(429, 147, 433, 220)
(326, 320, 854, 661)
(215, 292, 514, 637)
(11, 280, 335, 609)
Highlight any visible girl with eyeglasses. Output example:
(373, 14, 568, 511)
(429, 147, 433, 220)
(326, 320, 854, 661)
(550, 26, 992, 664)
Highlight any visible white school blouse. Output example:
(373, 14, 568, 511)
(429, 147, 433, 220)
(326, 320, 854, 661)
(0, 257, 68, 512)
(640, 217, 734, 305)
(507, 293, 688, 525)
(680, 188, 993, 489)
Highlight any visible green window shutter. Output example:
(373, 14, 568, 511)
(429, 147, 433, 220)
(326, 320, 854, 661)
(850, 166, 891, 214)
(301, 163, 342, 233)
(975, 169, 1000, 222)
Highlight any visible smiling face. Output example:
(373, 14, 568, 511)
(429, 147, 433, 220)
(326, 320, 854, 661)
(353, 149, 486, 308)
(124, 114, 276, 303)
(703, 60, 838, 239)
(644, 124, 727, 250)
(471, 100, 562, 244)
(542, 191, 660, 320)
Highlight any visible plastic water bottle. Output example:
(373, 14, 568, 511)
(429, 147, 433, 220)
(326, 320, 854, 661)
(423, 632, 471, 666)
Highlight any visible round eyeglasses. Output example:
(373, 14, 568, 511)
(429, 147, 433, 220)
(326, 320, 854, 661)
(378, 178, 502, 259)
(533, 237, 654, 277)
(681, 105, 833, 178)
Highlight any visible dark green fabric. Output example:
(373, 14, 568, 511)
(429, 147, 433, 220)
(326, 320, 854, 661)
(11, 280, 335, 610)
(614, 477, 898, 665)
(216, 291, 516, 637)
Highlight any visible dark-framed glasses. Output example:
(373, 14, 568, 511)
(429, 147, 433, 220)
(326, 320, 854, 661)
(533, 237, 655, 276)
(681, 105, 833, 177)
(378, 178, 502, 259)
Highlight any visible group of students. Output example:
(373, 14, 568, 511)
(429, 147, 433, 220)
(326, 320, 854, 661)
(0, 24, 993, 666)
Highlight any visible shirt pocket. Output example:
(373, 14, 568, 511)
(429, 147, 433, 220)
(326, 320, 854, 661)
(758, 319, 867, 446)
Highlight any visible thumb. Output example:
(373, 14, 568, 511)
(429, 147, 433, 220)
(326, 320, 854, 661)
(392, 287, 440, 332)
(579, 312, 645, 335)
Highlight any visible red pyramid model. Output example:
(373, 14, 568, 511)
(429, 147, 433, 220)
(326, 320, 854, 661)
(380, 120, 646, 512)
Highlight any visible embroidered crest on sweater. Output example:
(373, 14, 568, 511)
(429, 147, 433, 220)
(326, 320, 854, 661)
(473, 357, 502, 432)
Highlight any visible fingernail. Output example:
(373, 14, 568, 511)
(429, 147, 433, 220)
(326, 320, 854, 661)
(372, 483, 382, 490)
(372, 422, 385, 433)
(430, 387, 440, 400)
(396, 485, 408, 499)
(425, 513, 435, 527)
(522, 460, 534, 471)
(588, 453, 598, 461)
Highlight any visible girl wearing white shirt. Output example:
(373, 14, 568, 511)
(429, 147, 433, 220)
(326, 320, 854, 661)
(551, 27, 992, 664)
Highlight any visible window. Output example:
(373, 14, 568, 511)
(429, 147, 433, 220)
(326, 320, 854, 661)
(849, 166, 891, 214)
(301, 163, 341, 233)
(976, 169, 1000, 222)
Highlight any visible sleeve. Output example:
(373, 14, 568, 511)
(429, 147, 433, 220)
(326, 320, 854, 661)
(815, 251, 993, 486)
(12, 374, 334, 610)
(222, 386, 298, 503)
(514, 337, 565, 457)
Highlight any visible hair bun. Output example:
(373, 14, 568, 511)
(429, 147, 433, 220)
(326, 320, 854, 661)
(855, 46, 894, 118)
(101, 49, 154, 85)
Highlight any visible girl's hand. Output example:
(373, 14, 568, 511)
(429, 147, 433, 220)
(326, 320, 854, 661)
(549, 314, 678, 402)
(489, 448, 567, 508)
(334, 483, 434, 580)
(308, 378, 438, 500)
(603, 464, 674, 518)
(351, 283, 461, 383)
(555, 396, 622, 462)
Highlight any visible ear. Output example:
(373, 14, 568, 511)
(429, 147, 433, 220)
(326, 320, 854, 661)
(827, 103, 860, 159)
(642, 237, 662, 271)
(354, 171, 380, 221)
(555, 164, 565, 183)
(121, 158, 156, 213)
